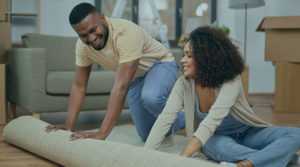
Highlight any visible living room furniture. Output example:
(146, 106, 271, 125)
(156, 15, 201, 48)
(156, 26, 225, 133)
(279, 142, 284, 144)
(7, 33, 129, 119)
(0, 0, 5, 21)
(257, 16, 300, 112)
(229, 0, 265, 62)
(229, 0, 265, 100)
(5, 0, 40, 42)
(0, 64, 6, 124)
(6, 32, 250, 121)
(274, 62, 300, 112)
(0, 22, 11, 125)
(6, 33, 187, 121)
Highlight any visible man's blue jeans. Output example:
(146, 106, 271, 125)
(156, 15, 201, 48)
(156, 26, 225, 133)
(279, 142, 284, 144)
(127, 61, 185, 142)
(201, 126, 300, 167)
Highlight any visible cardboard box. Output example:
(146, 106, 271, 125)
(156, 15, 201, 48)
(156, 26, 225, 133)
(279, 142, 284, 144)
(0, 0, 5, 21)
(0, 22, 10, 124)
(0, 22, 10, 64)
(274, 62, 300, 113)
(0, 64, 6, 124)
(257, 16, 300, 62)
(258, 16, 300, 112)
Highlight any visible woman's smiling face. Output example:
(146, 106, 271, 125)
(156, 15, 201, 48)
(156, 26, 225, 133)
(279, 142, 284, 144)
(181, 41, 196, 78)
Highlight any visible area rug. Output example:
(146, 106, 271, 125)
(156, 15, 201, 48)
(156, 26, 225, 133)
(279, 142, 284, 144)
(105, 124, 188, 155)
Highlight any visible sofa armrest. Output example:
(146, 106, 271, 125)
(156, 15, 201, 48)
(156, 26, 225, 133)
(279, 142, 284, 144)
(7, 48, 46, 111)
(171, 48, 183, 75)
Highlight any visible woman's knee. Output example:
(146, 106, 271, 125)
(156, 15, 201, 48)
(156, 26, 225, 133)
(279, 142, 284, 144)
(291, 128, 300, 142)
(203, 135, 231, 157)
(282, 127, 300, 137)
(279, 127, 300, 146)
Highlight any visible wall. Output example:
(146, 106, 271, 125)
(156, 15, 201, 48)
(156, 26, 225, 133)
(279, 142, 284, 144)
(8, 0, 38, 41)
(39, 0, 300, 93)
(217, 0, 300, 93)
(40, 0, 94, 37)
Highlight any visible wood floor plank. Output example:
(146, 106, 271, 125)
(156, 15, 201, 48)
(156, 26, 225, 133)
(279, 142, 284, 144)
(0, 123, 61, 167)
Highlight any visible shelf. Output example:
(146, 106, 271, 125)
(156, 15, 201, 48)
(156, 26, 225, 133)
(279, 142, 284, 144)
(6, 12, 38, 16)
(5, 0, 40, 41)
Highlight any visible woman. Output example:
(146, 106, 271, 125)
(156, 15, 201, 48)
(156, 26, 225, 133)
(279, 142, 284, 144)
(144, 26, 300, 167)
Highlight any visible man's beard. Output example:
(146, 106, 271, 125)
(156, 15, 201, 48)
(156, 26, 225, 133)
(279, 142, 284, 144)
(93, 23, 109, 50)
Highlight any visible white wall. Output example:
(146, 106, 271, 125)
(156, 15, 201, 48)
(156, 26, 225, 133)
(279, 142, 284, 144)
(39, 0, 300, 93)
(40, 0, 94, 37)
(217, 0, 300, 93)
(10, 0, 39, 41)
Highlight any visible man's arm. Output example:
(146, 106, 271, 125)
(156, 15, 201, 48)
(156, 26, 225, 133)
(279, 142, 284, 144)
(70, 59, 139, 140)
(45, 65, 92, 132)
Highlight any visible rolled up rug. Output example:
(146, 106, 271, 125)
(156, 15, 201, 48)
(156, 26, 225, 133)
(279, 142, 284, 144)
(3, 116, 220, 167)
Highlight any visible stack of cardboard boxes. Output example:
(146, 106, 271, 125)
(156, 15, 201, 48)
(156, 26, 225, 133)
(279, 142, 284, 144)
(0, 0, 11, 124)
(257, 16, 300, 113)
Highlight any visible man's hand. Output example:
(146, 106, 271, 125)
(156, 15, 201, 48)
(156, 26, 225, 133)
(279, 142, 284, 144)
(45, 66, 92, 133)
(45, 124, 74, 133)
(93, 59, 139, 140)
(69, 131, 106, 141)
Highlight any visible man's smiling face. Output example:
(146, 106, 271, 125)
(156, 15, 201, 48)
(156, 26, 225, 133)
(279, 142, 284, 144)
(72, 12, 109, 50)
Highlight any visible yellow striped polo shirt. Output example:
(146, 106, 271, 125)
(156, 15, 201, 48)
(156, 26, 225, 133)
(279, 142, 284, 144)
(75, 17, 174, 80)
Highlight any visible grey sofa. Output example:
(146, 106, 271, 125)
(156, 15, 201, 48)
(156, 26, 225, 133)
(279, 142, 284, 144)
(7, 33, 184, 118)
(7, 33, 130, 117)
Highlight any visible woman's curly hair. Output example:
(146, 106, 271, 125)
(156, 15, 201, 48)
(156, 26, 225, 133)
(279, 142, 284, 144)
(189, 26, 245, 88)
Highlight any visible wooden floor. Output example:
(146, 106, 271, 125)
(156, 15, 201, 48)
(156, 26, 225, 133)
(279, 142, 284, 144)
(1, 94, 300, 167)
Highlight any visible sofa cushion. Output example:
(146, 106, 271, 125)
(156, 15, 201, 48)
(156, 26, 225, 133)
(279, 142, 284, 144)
(171, 48, 184, 75)
(47, 71, 115, 95)
(22, 33, 99, 71)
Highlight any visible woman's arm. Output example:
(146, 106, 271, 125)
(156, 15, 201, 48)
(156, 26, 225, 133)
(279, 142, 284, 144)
(180, 76, 242, 157)
(144, 77, 185, 150)
(181, 137, 203, 157)
(193, 76, 242, 146)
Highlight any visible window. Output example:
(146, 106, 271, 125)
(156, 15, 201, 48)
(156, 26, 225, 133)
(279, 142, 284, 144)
(138, 0, 176, 40)
(182, 0, 210, 34)
(101, 0, 133, 20)
(95, 0, 217, 46)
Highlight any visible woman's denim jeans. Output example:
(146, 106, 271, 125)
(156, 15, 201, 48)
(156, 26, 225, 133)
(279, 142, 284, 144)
(202, 126, 300, 167)
(127, 61, 185, 142)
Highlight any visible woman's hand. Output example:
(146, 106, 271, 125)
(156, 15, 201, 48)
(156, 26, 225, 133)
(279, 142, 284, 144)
(181, 137, 203, 157)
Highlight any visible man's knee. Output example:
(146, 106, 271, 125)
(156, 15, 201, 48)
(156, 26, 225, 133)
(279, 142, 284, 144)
(136, 128, 150, 142)
(141, 93, 165, 116)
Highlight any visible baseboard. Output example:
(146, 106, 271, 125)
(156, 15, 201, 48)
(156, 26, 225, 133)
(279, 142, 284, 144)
(248, 93, 274, 97)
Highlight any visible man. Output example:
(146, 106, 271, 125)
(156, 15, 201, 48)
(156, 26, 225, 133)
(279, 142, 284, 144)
(45, 3, 184, 142)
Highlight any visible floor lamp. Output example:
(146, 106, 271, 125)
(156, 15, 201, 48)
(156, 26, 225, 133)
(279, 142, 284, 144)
(229, 0, 265, 63)
(229, 0, 265, 99)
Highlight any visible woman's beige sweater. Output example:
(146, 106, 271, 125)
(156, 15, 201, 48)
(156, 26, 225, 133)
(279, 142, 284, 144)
(145, 75, 270, 150)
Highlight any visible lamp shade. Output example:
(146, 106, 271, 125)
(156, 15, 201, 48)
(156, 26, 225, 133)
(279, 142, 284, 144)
(229, 0, 265, 9)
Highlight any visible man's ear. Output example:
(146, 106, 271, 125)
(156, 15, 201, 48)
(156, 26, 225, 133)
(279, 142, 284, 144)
(99, 13, 105, 20)
(98, 13, 107, 26)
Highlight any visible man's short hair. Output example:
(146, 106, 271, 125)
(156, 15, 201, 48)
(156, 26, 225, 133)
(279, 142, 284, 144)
(69, 3, 97, 25)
